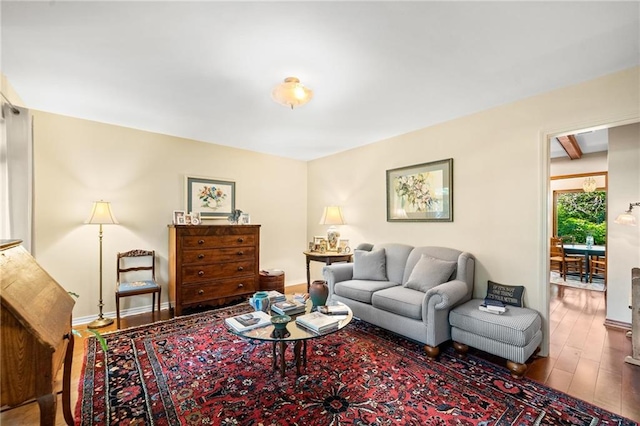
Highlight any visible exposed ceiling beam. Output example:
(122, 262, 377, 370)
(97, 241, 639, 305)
(556, 134, 582, 160)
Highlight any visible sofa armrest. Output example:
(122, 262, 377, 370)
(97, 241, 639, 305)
(422, 279, 471, 318)
(322, 263, 354, 297)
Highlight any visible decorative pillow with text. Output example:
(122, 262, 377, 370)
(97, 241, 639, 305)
(485, 280, 525, 307)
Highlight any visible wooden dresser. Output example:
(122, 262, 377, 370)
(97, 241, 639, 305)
(168, 225, 260, 316)
(0, 240, 76, 426)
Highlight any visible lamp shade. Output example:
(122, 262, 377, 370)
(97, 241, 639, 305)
(614, 202, 640, 226)
(615, 212, 637, 226)
(272, 77, 313, 109)
(319, 206, 345, 225)
(85, 201, 119, 225)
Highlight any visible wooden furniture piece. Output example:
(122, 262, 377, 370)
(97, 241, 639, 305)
(562, 243, 606, 282)
(168, 225, 260, 316)
(303, 251, 353, 292)
(589, 255, 606, 283)
(550, 237, 583, 282)
(115, 249, 161, 329)
(0, 239, 76, 426)
(259, 269, 285, 293)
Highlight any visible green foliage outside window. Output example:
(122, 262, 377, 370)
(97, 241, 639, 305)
(556, 191, 606, 245)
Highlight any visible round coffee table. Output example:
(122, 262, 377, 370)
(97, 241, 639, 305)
(226, 301, 352, 377)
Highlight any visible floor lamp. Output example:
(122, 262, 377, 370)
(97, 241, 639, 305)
(86, 200, 119, 329)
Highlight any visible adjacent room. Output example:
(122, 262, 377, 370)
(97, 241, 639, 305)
(1, 1, 639, 425)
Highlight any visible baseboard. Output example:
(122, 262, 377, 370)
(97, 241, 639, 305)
(73, 302, 172, 327)
(603, 318, 631, 331)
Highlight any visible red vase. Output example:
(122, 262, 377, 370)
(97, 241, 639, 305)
(309, 280, 329, 307)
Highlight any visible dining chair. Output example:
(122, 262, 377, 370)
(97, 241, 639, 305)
(550, 237, 583, 282)
(589, 255, 606, 284)
(115, 249, 161, 329)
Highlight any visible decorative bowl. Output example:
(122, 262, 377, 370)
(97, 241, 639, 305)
(271, 314, 291, 330)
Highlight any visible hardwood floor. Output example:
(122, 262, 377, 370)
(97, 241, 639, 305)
(527, 285, 640, 421)
(2, 283, 638, 424)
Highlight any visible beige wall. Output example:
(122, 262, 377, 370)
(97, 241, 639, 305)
(31, 112, 308, 322)
(608, 123, 640, 322)
(308, 67, 639, 354)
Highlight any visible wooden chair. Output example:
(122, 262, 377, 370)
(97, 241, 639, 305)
(115, 249, 161, 329)
(589, 255, 606, 283)
(550, 237, 583, 282)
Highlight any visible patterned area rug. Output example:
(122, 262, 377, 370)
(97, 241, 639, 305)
(550, 271, 606, 292)
(77, 303, 635, 425)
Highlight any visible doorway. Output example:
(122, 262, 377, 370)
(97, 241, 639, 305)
(550, 172, 608, 296)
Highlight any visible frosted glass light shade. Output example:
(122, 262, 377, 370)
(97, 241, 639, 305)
(614, 202, 639, 226)
(85, 200, 119, 224)
(582, 177, 597, 193)
(615, 212, 637, 226)
(272, 77, 313, 109)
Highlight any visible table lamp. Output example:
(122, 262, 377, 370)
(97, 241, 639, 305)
(319, 206, 345, 251)
(85, 200, 119, 328)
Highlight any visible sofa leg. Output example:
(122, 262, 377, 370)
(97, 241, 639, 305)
(424, 345, 440, 359)
(506, 360, 527, 379)
(452, 341, 468, 357)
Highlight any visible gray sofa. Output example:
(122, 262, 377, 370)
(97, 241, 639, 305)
(323, 243, 475, 358)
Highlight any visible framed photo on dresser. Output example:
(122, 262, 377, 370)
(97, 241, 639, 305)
(186, 176, 236, 219)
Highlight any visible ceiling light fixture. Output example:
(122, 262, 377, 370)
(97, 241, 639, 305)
(582, 177, 597, 193)
(271, 77, 313, 109)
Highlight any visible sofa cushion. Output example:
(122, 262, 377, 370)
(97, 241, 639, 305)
(334, 280, 399, 304)
(371, 287, 424, 320)
(374, 243, 414, 284)
(404, 255, 456, 292)
(485, 280, 525, 307)
(353, 249, 388, 281)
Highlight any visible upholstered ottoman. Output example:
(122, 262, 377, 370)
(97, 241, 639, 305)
(449, 299, 542, 379)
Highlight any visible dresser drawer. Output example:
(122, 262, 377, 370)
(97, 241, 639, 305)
(182, 234, 256, 249)
(181, 247, 256, 264)
(181, 277, 256, 304)
(182, 260, 255, 283)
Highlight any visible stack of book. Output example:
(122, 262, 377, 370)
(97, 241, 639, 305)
(295, 311, 342, 333)
(265, 290, 286, 304)
(479, 298, 507, 314)
(293, 293, 309, 304)
(318, 304, 349, 315)
(271, 299, 306, 315)
(225, 311, 272, 332)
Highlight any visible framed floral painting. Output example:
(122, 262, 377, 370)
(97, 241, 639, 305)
(186, 176, 235, 219)
(386, 158, 453, 222)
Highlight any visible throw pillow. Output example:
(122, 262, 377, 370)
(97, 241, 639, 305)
(404, 255, 457, 292)
(352, 249, 388, 281)
(485, 280, 525, 307)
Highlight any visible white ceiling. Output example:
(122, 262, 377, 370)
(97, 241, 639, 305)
(2, 1, 638, 161)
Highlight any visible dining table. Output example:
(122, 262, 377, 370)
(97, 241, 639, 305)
(562, 244, 605, 281)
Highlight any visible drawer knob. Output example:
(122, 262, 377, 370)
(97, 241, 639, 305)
(237, 283, 244, 288)
(198, 289, 204, 295)
(237, 251, 244, 256)
(237, 266, 244, 271)
(198, 270, 205, 276)
(198, 253, 205, 259)
(237, 238, 244, 243)
(198, 239, 205, 245)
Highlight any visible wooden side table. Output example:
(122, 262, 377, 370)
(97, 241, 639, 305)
(303, 251, 353, 291)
